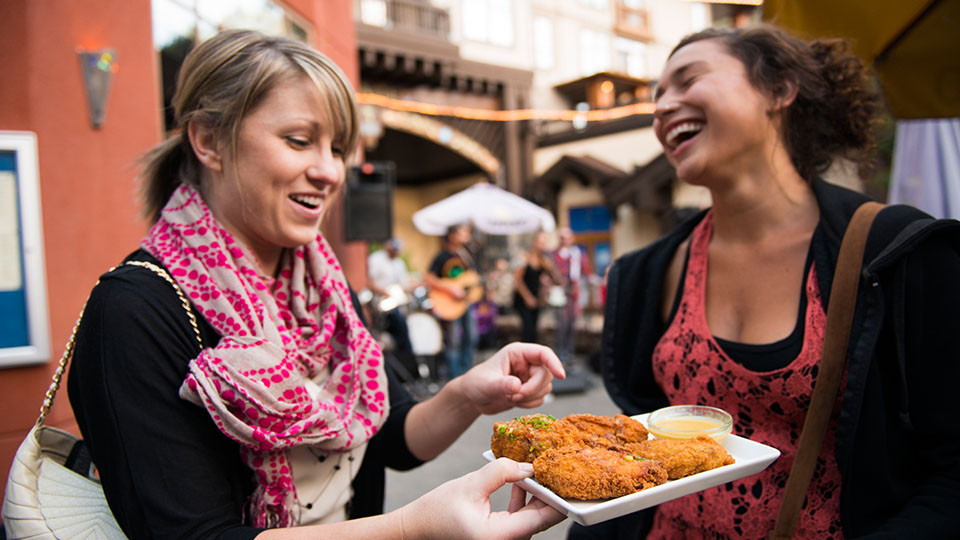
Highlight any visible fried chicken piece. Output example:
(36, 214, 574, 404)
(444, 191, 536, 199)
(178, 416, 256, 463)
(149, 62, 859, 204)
(556, 413, 650, 447)
(491, 413, 651, 462)
(533, 446, 668, 500)
(623, 435, 735, 480)
(491, 414, 565, 462)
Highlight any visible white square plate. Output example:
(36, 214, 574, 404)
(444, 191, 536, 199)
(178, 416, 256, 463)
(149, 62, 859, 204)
(482, 413, 780, 526)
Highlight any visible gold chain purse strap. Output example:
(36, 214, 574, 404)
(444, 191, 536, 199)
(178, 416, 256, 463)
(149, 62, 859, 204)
(2, 260, 203, 540)
(36, 260, 203, 427)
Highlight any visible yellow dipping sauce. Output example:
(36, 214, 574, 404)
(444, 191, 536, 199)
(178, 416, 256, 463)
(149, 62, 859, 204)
(648, 415, 732, 442)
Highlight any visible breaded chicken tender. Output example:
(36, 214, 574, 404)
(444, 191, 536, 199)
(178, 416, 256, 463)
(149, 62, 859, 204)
(533, 446, 668, 500)
(556, 413, 649, 447)
(493, 413, 736, 501)
(491, 413, 650, 463)
(623, 435, 735, 479)
(490, 414, 563, 462)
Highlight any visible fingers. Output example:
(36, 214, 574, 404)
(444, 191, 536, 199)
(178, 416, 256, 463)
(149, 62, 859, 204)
(504, 343, 566, 380)
(508, 483, 527, 513)
(512, 366, 551, 401)
(494, 343, 563, 404)
(525, 499, 567, 531)
(499, 375, 522, 397)
(474, 459, 567, 539)
(474, 458, 534, 497)
(494, 496, 567, 540)
(511, 388, 552, 408)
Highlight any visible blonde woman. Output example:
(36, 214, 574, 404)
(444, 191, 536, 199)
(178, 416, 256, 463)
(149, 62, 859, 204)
(68, 30, 564, 539)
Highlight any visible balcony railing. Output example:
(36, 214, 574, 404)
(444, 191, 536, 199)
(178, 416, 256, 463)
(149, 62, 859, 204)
(358, 0, 450, 40)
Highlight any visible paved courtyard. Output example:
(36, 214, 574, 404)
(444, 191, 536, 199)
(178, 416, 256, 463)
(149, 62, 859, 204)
(384, 355, 620, 540)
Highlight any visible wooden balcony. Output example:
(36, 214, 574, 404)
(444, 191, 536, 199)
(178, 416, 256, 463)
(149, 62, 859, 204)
(358, 0, 451, 41)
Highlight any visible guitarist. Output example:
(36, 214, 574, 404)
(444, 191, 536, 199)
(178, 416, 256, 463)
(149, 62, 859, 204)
(425, 223, 479, 379)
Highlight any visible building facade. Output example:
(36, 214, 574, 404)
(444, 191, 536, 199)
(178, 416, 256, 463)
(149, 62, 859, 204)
(351, 0, 760, 303)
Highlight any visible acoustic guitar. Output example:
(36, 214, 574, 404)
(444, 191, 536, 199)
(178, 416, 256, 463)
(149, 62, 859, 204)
(428, 270, 484, 321)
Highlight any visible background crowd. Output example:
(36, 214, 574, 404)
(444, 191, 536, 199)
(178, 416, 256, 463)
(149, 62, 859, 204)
(365, 225, 596, 382)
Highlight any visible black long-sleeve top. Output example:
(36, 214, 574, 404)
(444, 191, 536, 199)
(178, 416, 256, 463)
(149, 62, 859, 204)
(67, 250, 423, 540)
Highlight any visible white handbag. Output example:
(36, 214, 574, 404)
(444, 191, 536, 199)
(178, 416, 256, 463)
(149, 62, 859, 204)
(2, 261, 203, 539)
(3, 425, 127, 539)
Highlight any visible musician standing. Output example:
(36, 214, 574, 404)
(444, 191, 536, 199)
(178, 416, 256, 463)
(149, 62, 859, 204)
(367, 237, 416, 371)
(425, 223, 479, 379)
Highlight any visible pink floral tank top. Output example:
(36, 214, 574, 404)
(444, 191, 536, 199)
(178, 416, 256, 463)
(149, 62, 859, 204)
(648, 212, 844, 539)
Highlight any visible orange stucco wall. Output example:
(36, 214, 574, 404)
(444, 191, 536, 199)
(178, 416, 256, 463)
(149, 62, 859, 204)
(0, 0, 161, 486)
(0, 0, 362, 499)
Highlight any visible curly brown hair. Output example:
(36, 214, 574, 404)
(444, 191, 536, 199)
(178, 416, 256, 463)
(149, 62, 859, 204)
(670, 24, 882, 182)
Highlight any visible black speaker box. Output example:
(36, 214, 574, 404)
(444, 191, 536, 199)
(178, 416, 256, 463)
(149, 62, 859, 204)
(344, 161, 395, 242)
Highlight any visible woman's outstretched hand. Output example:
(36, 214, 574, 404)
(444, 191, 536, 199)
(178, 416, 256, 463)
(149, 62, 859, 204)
(459, 342, 566, 414)
(399, 458, 566, 540)
(404, 342, 564, 462)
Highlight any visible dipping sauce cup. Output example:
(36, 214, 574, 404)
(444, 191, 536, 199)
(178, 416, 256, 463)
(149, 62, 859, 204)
(647, 405, 733, 443)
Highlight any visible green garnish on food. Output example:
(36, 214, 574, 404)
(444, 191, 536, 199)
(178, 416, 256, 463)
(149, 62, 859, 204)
(516, 414, 555, 430)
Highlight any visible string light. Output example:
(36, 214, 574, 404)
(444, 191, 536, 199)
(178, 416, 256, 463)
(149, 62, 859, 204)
(681, 0, 763, 5)
(356, 92, 655, 122)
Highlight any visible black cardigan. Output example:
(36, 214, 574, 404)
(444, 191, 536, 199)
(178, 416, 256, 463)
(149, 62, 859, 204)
(68, 250, 423, 540)
(574, 180, 960, 539)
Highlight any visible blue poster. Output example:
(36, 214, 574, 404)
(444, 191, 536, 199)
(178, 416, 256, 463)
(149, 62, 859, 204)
(0, 151, 30, 348)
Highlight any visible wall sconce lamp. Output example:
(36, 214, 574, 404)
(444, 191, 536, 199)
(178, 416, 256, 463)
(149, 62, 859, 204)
(77, 49, 118, 129)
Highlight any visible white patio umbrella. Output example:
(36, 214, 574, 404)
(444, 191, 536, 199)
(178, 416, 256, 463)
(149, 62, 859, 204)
(412, 182, 556, 235)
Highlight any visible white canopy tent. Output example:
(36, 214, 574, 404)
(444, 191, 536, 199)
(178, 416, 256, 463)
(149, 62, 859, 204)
(412, 182, 556, 236)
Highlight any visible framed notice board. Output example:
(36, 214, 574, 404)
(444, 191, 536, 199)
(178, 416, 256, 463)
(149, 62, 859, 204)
(0, 131, 50, 367)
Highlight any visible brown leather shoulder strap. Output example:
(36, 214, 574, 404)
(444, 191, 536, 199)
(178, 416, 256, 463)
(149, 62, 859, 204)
(771, 201, 884, 539)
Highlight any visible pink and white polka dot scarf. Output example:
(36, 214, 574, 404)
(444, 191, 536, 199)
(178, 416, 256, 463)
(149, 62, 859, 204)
(141, 184, 389, 527)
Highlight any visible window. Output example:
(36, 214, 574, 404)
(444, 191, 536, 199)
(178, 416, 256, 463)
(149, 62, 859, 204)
(533, 16, 555, 70)
(151, 0, 308, 131)
(569, 206, 612, 233)
(360, 0, 388, 27)
(614, 37, 647, 78)
(579, 29, 611, 76)
(568, 205, 612, 308)
(463, 0, 514, 46)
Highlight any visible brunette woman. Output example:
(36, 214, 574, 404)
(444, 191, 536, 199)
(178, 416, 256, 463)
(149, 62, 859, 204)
(574, 25, 960, 539)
